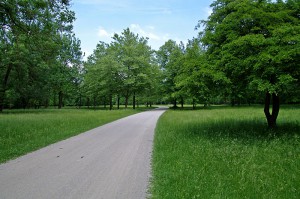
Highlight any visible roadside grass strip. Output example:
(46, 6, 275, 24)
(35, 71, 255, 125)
(0, 108, 141, 163)
(151, 106, 300, 199)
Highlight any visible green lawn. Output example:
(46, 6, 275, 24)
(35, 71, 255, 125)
(0, 108, 142, 163)
(151, 106, 300, 199)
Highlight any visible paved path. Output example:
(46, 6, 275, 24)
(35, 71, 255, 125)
(0, 108, 166, 199)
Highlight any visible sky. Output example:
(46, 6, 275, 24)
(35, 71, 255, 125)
(71, 0, 214, 59)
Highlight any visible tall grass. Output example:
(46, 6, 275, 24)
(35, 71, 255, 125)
(151, 106, 300, 198)
(0, 108, 141, 163)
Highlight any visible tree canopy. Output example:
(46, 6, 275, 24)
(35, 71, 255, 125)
(198, 0, 300, 127)
(0, 0, 83, 111)
(84, 28, 160, 109)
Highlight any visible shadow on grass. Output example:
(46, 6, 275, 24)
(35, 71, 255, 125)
(170, 104, 300, 111)
(177, 117, 300, 143)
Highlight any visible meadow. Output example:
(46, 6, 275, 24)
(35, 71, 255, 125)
(151, 105, 300, 199)
(0, 108, 142, 163)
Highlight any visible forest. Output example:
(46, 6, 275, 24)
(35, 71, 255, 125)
(1, 0, 299, 127)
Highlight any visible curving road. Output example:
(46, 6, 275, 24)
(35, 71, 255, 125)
(0, 108, 166, 199)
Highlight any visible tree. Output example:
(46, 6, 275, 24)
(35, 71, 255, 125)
(111, 28, 153, 109)
(175, 38, 227, 108)
(0, 0, 82, 111)
(199, 0, 300, 127)
(156, 40, 184, 108)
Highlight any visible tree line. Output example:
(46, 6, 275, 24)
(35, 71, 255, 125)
(1, 0, 299, 127)
(0, 0, 82, 111)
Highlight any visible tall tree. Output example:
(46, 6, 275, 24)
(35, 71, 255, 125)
(156, 40, 184, 108)
(112, 28, 153, 109)
(199, 0, 300, 127)
(175, 38, 227, 108)
(0, 0, 81, 111)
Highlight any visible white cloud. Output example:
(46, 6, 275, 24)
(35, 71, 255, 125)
(95, 24, 175, 50)
(205, 7, 213, 18)
(98, 27, 111, 37)
(130, 24, 160, 40)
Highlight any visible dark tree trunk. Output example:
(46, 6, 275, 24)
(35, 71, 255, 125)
(103, 97, 107, 109)
(133, 92, 136, 109)
(192, 99, 196, 110)
(180, 97, 184, 108)
(93, 96, 96, 110)
(264, 92, 280, 128)
(0, 91, 5, 112)
(0, 63, 13, 112)
(58, 91, 63, 109)
(109, 95, 113, 110)
(231, 98, 235, 107)
(44, 99, 49, 108)
(117, 95, 120, 109)
(53, 92, 57, 107)
(173, 99, 177, 108)
(79, 93, 82, 109)
(125, 93, 129, 109)
(87, 97, 90, 109)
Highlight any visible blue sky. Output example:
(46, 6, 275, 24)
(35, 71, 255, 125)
(71, 0, 214, 59)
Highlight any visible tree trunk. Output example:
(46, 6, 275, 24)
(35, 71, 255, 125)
(109, 95, 113, 110)
(117, 95, 120, 109)
(180, 97, 184, 108)
(124, 88, 130, 109)
(192, 99, 196, 110)
(133, 92, 136, 109)
(93, 96, 96, 110)
(58, 91, 63, 109)
(173, 99, 177, 108)
(264, 92, 280, 128)
(0, 63, 13, 112)
(0, 90, 5, 112)
(104, 97, 106, 109)
(79, 93, 82, 109)
(87, 97, 90, 109)
(53, 92, 57, 107)
(231, 98, 235, 107)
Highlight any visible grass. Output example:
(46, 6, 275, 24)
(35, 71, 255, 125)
(151, 106, 300, 199)
(0, 108, 145, 164)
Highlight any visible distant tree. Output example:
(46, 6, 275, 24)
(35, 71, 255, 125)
(156, 40, 184, 108)
(111, 28, 154, 109)
(175, 38, 227, 108)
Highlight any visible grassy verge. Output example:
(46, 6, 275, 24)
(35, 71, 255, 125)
(0, 108, 144, 163)
(151, 106, 300, 198)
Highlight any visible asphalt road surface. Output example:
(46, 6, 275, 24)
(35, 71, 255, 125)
(0, 107, 166, 199)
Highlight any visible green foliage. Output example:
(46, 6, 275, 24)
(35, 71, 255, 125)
(151, 106, 300, 198)
(0, 0, 83, 111)
(199, 0, 300, 103)
(156, 40, 185, 106)
(84, 28, 160, 109)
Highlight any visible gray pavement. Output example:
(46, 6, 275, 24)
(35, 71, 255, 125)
(0, 108, 166, 199)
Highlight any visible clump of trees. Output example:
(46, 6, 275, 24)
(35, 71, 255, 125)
(84, 28, 161, 110)
(157, 0, 300, 128)
(0, 0, 83, 111)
